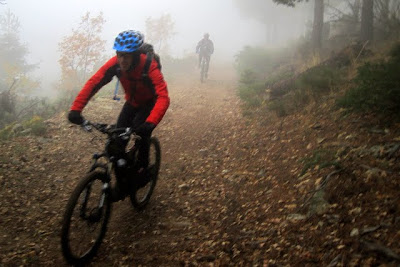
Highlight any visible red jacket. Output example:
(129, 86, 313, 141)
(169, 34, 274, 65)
(70, 54, 170, 125)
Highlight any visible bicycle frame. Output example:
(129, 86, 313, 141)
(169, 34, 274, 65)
(79, 122, 138, 215)
(88, 153, 112, 179)
(62, 120, 159, 265)
(199, 54, 210, 83)
(84, 121, 139, 178)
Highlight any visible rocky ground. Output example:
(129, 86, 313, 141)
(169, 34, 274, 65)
(0, 67, 399, 266)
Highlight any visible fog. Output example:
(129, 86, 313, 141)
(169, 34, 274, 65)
(3, 0, 312, 96)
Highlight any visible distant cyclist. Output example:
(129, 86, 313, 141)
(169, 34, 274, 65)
(196, 33, 214, 77)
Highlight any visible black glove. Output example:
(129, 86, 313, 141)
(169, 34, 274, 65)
(135, 122, 156, 136)
(68, 110, 84, 125)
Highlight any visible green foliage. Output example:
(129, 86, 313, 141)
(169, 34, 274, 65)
(0, 123, 14, 140)
(22, 115, 46, 136)
(267, 89, 309, 117)
(235, 45, 297, 110)
(300, 149, 340, 177)
(0, 89, 16, 127)
(390, 42, 400, 61)
(337, 43, 400, 116)
(237, 69, 266, 107)
(235, 46, 343, 117)
(0, 115, 46, 140)
(0, 86, 78, 139)
(266, 65, 341, 117)
(296, 65, 342, 98)
(265, 69, 295, 87)
(267, 99, 288, 117)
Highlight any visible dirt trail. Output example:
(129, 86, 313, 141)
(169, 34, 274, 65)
(1, 67, 399, 266)
(95, 74, 260, 265)
(0, 70, 268, 266)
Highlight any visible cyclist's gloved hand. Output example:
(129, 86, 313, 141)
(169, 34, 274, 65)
(68, 110, 84, 125)
(135, 122, 155, 136)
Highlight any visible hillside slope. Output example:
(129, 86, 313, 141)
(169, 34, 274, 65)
(0, 69, 399, 266)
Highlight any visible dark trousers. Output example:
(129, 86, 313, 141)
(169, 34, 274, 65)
(198, 54, 210, 73)
(116, 101, 154, 168)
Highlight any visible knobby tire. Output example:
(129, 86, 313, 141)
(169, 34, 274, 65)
(130, 137, 161, 211)
(61, 170, 111, 265)
(200, 59, 207, 83)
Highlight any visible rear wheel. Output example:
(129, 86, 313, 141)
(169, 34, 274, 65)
(200, 59, 206, 83)
(61, 170, 111, 265)
(130, 137, 161, 210)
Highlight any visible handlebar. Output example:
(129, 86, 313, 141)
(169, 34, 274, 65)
(81, 120, 140, 140)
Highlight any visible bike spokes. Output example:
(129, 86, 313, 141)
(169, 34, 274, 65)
(69, 180, 104, 253)
(61, 171, 111, 265)
(130, 137, 161, 210)
(200, 58, 209, 83)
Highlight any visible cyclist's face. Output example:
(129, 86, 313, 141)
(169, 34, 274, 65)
(117, 52, 134, 71)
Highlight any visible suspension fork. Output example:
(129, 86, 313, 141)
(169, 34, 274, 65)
(79, 154, 112, 219)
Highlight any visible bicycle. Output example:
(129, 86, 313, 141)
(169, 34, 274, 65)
(199, 55, 210, 83)
(60, 121, 161, 265)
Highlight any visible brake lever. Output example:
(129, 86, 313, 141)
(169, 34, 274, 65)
(131, 132, 142, 141)
(81, 120, 92, 132)
(118, 127, 131, 140)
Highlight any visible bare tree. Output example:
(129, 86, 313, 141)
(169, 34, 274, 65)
(58, 12, 106, 91)
(145, 14, 176, 55)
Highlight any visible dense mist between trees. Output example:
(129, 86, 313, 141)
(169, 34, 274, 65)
(1, 0, 400, 132)
(1, 0, 314, 97)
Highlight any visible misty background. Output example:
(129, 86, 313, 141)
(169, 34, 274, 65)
(3, 0, 312, 97)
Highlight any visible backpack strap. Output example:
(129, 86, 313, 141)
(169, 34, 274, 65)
(142, 52, 154, 78)
(142, 52, 156, 96)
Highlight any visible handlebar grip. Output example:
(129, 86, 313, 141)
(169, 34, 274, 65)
(81, 120, 92, 132)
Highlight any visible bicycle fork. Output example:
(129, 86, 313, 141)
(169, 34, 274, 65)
(79, 182, 110, 222)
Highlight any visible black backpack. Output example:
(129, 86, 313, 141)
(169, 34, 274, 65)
(138, 43, 162, 74)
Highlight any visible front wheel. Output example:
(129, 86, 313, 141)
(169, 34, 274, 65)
(61, 170, 112, 265)
(130, 137, 161, 210)
(200, 60, 206, 83)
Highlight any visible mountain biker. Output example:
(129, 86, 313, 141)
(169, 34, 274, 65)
(67, 30, 170, 200)
(196, 33, 214, 77)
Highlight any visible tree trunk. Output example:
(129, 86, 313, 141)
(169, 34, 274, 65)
(379, 0, 390, 39)
(353, 0, 361, 21)
(360, 0, 373, 42)
(312, 0, 324, 53)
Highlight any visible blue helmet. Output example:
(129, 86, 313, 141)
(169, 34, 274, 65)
(113, 30, 144, 52)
